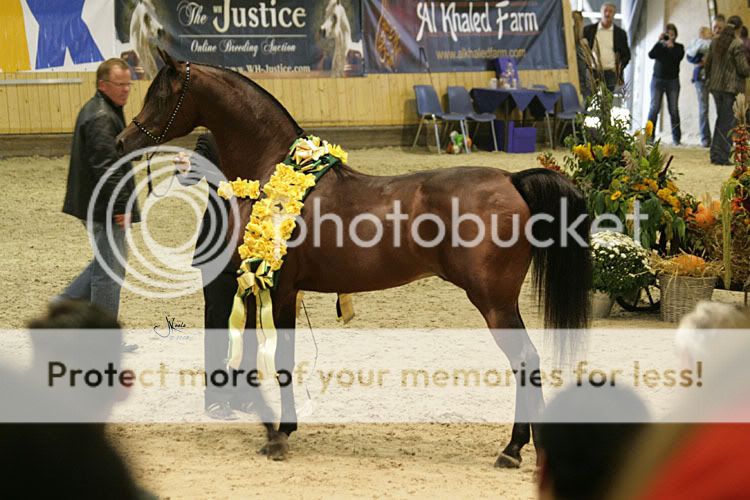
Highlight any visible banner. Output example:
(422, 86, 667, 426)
(116, 0, 364, 79)
(0, 0, 115, 72)
(363, 0, 568, 73)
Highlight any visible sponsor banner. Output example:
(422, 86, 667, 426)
(4, 0, 117, 72)
(363, 0, 568, 73)
(116, 0, 364, 79)
(2, 328, 749, 423)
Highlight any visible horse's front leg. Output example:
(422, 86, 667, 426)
(259, 291, 298, 461)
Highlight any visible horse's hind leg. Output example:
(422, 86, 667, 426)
(472, 298, 545, 468)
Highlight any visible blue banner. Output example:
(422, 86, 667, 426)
(27, 0, 104, 69)
(363, 0, 567, 73)
(116, 0, 364, 79)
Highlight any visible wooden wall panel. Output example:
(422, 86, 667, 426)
(0, 0, 576, 134)
(0, 67, 574, 133)
(0, 73, 9, 133)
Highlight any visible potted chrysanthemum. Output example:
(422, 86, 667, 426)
(591, 231, 655, 318)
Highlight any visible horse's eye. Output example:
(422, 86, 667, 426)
(144, 14, 151, 27)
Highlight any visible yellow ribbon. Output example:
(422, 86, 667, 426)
(255, 288, 278, 381)
(336, 293, 355, 324)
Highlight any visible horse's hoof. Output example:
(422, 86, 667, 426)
(262, 432, 289, 461)
(494, 452, 522, 469)
(266, 439, 289, 461)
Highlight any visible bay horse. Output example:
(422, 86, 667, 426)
(115, 53, 591, 467)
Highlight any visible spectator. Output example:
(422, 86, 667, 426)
(647, 24, 685, 146)
(674, 300, 750, 366)
(686, 27, 713, 147)
(0, 301, 148, 499)
(728, 15, 744, 34)
(58, 58, 140, 331)
(537, 385, 649, 500)
(712, 14, 726, 36)
(573, 11, 597, 99)
(605, 303, 750, 500)
(741, 26, 750, 64)
(686, 26, 714, 147)
(704, 23, 750, 165)
(583, 3, 631, 93)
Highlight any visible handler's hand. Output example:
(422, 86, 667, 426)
(173, 151, 192, 174)
(114, 213, 132, 229)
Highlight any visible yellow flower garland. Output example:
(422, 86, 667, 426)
(221, 136, 350, 389)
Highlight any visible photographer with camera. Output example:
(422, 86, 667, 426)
(647, 24, 685, 145)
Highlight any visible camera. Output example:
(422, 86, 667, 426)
(661, 34, 670, 41)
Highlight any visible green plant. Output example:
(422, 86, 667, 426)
(591, 231, 654, 297)
(554, 84, 697, 253)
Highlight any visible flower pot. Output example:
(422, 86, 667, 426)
(591, 291, 615, 319)
(658, 274, 717, 323)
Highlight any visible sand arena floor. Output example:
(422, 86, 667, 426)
(0, 145, 743, 498)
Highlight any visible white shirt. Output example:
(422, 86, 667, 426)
(596, 23, 616, 70)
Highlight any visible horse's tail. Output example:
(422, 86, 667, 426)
(511, 169, 591, 355)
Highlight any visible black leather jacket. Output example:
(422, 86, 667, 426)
(62, 91, 141, 223)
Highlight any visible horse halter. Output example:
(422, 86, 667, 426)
(132, 62, 191, 145)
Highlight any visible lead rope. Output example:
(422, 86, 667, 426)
(133, 63, 192, 198)
(298, 300, 319, 416)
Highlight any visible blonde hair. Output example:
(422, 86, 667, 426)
(96, 58, 129, 85)
(675, 301, 750, 361)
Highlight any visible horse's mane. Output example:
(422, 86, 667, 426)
(203, 64, 359, 172)
(208, 64, 305, 137)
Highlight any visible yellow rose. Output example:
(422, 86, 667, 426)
(238, 244, 251, 260)
(603, 144, 617, 157)
(611, 191, 622, 201)
(645, 120, 654, 137)
(292, 138, 327, 165)
(657, 188, 671, 201)
(217, 181, 234, 200)
(328, 144, 348, 164)
(285, 199, 304, 215)
(573, 144, 593, 162)
(279, 218, 297, 239)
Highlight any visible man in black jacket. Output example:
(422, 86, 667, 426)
(583, 3, 631, 92)
(59, 58, 140, 321)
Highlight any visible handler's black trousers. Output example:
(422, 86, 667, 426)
(201, 269, 258, 408)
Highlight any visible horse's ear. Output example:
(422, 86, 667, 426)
(157, 47, 177, 69)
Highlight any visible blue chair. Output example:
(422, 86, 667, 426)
(412, 85, 469, 154)
(447, 86, 498, 151)
(556, 83, 586, 144)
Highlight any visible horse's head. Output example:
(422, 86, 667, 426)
(129, 0, 165, 78)
(319, 0, 344, 40)
(132, 0, 164, 40)
(116, 50, 198, 155)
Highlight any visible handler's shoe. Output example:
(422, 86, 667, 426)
(206, 401, 238, 421)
